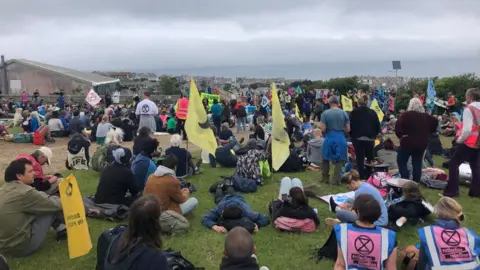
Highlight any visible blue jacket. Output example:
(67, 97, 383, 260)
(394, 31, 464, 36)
(210, 104, 223, 116)
(201, 194, 269, 228)
(57, 96, 65, 109)
(30, 117, 39, 132)
(131, 153, 156, 191)
(60, 116, 69, 130)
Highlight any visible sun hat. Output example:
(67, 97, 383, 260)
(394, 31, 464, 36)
(38, 146, 53, 165)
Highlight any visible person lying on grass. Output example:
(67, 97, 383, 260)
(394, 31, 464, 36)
(202, 192, 269, 233)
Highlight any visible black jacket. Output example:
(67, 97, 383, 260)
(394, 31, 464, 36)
(270, 200, 320, 225)
(94, 163, 139, 206)
(350, 106, 380, 139)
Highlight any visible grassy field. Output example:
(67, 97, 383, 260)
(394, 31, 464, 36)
(5, 136, 480, 270)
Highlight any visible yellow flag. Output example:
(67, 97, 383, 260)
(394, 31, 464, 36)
(185, 79, 218, 156)
(295, 104, 303, 122)
(370, 99, 384, 122)
(341, 95, 353, 112)
(59, 175, 92, 259)
(270, 83, 290, 171)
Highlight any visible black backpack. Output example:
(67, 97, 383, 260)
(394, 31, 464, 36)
(209, 177, 235, 204)
(96, 225, 128, 270)
(237, 106, 247, 117)
(165, 249, 204, 270)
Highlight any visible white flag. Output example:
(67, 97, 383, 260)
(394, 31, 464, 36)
(85, 89, 102, 107)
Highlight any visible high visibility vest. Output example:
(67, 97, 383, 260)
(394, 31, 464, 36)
(176, 98, 189, 120)
(418, 225, 480, 269)
(334, 223, 396, 270)
(463, 106, 480, 149)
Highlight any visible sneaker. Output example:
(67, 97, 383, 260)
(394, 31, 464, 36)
(325, 218, 341, 227)
(195, 159, 202, 169)
(328, 197, 338, 213)
(55, 229, 67, 241)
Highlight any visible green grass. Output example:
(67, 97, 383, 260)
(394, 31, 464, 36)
(6, 136, 480, 270)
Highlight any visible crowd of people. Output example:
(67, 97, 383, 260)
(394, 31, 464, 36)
(0, 86, 478, 270)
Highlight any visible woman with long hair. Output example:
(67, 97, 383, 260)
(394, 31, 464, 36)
(104, 195, 169, 270)
(270, 177, 319, 232)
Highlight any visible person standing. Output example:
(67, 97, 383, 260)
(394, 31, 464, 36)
(211, 99, 223, 132)
(21, 90, 29, 109)
(395, 98, 438, 183)
(33, 89, 40, 103)
(444, 88, 480, 197)
(135, 91, 158, 133)
(447, 92, 458, 114)
(350, 95, 381, 179)
(235, 101, 247, 133)
(319, 96, 350, 185)
(57, 92, 64, 110)
(175, 94, 189, 140)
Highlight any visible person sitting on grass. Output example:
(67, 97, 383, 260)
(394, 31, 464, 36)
(16, 147, 60, 194)
(218, 122, 235, 145)
(326, 170, 388, 227)
(165, 134, 201, 179)
(202, 192, 269, 234)
(96, 114, 113, 144)
(94, 148, 139, 207)
(386, 181, 431, 227)
(333, 194, 397, 270)
(220, 227, 270, 270)
(233, 139, 269, 192)
(306, 128, 324, 169)
(416, 197, 480, 269)
(103, 195, 169, 269)
(144, 154, 199, 216)
(167, 114, 177, 134)
(132, 126, 159, 157)
(270, 177, 319, 232)
(131, 138, 157, 192)
(0, 159, 67, 257)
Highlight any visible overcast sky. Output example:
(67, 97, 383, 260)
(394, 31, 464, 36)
(1, 0, 479, 71)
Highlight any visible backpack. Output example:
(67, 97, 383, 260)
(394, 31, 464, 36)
(96, 225, 128, 270)
(420, 174, 448, 189)
(217, 206, 256, 233)
(33, 131, 45, 145)
(366, 172, 391, 197)
(237, 106, 247, 117)
(91, 144, 118, 172)
(159, 210, 190, 235)
(164, 249, 204, 270)
(259, 160, 271, 178)
(274, 217, 315, 232)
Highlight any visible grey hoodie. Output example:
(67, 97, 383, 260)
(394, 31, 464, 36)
(154, 165, 176, 177)
(307, 138, 324, 165)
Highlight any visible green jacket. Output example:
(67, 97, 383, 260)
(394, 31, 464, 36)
(0, 181, 61, 253)
(167, 118, 177, 130)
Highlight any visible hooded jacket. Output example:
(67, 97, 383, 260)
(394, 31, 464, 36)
(131, 153, 156, 192)
(201, 194, 270, 229)
(307, 138, 324, 165)
(143, 165, 188, 215)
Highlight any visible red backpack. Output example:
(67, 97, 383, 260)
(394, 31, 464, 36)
(33, 131, 45, 145)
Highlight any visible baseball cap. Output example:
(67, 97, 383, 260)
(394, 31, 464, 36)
(38, 146, 53, 165)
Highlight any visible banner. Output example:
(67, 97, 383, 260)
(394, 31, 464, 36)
(59, 175, 92, 258)
(186, 79, 218, 156)
(341, 95, 353, 112)
(271, 83, 290, 170)
(85, 89, 102, 107)
(200, 93, 220, 109)
(370, 99, 384, 122)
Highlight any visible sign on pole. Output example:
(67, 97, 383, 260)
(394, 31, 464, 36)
(85, 89, 102, 107)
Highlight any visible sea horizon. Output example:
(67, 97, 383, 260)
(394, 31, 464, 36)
(150, 58, 480, 80)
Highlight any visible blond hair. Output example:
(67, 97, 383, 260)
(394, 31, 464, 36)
(434, 197, 463, 221)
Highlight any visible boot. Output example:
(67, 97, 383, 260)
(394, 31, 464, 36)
(332, 161, 345, 185)
(321, 160, 330, 184)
